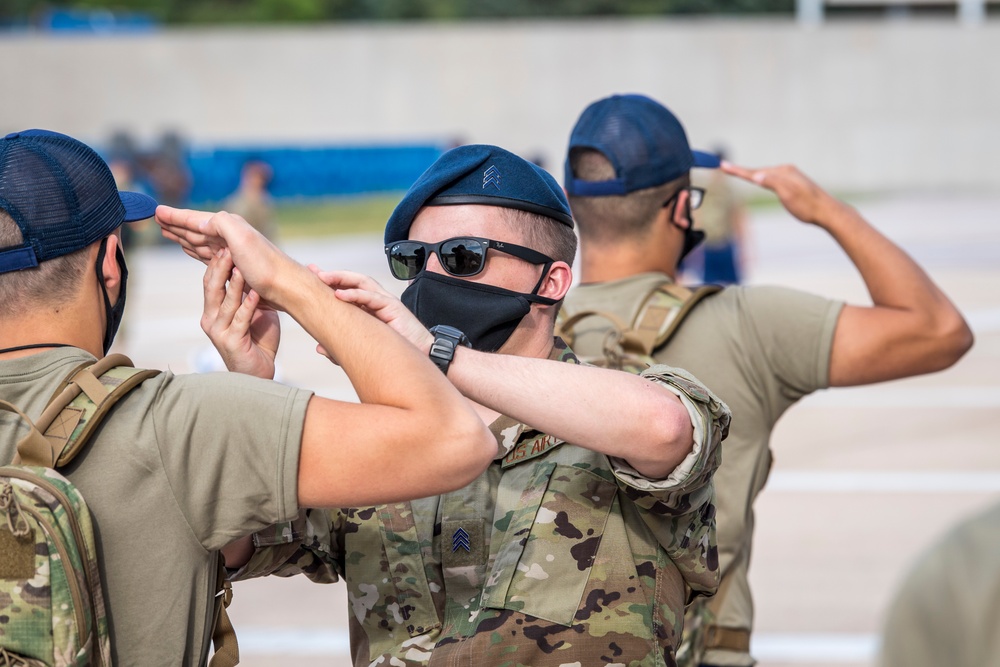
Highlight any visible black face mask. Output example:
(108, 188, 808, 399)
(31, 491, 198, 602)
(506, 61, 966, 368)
(95, 238, 128, 355)
(401, 272, 558, 353)
(679, 227, 706, 265)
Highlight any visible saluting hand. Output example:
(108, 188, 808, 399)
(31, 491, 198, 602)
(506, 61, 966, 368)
(721, 161, 848, 227)
(155, 205, 292, 303)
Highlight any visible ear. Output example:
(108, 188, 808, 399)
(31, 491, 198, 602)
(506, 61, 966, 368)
(101, 233, 123, 295)
(670, 190, 692, 230)
(537, 260, 573, 302)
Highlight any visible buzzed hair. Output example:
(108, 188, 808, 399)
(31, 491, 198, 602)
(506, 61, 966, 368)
(501, 207, 578, 267)
(0, 209, 91, 316)
(566, 148, 687, 245)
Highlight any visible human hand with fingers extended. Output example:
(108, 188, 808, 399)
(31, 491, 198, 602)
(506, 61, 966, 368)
(202, 249, 281, 379)
(156, 205, 297, 302)
(721, 161, 847, 227)
(308, 267, 435, 356)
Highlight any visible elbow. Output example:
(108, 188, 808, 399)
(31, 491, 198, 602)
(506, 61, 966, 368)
(435, 412, 496, 491)
(633, 396, 694, 478)
(933, 311, 975, 370)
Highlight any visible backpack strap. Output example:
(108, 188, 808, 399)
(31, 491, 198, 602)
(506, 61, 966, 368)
(630, 283, 723, 356)
(557, 308, 632, 348)
(209, 555, 240, 667)
(0, 400, 57, 470)
(11, 353, 160, 468)
(557, 282, 722, 359)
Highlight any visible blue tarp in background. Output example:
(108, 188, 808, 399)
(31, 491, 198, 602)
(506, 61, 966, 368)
(186, 143, 446, 204)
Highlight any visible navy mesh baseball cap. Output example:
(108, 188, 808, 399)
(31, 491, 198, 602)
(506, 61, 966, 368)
(385, 144, 574, 244)
(564, 94, 720, 197)
(0, 129, 157, 275)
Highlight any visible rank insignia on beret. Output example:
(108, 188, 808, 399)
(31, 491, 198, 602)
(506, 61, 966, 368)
(483, 165, 501, 190)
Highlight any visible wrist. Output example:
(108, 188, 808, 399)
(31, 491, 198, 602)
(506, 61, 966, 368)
(812, 196, 856, 229)
(428, 325, 471, 375)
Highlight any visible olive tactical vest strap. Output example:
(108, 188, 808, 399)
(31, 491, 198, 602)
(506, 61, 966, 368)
(211, 558, 240, 667)
(13, 353, 161, 468)
(557, 282, 721, 368)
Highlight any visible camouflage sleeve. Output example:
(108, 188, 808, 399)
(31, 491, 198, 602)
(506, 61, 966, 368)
(609, 364, 730, 595)
(228, 508, 342, 584)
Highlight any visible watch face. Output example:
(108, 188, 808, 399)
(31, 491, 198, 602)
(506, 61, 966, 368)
(431, 325, 470, 347)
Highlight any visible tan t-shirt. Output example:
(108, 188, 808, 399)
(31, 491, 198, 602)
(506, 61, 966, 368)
(880, 501, 1000, 667)
(0, 348, 312, 666)
(563, 273, 842, 666)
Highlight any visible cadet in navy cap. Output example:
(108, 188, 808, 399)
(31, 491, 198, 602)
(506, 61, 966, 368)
(1, 130, 499, 665)
(559, 93, 973, 667)
(203, 143, 731, 666)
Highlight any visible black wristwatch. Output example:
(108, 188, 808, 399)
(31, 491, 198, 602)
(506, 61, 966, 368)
(428, 325, 471, 375)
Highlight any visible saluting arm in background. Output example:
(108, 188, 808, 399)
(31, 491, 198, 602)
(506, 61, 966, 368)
(722, 162, 973, 386)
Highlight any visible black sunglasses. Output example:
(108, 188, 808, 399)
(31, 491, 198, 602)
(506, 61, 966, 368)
(385, 236, 553, 281)
(664, 187, 706, 211)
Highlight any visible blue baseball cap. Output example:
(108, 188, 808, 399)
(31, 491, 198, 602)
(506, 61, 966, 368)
(0, 129, 158, 275)
(564, 94, 720, 197)
(385, 144, 574, 244)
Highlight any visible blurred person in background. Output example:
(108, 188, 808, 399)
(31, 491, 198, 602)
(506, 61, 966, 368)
(143, 129, 192, 209)
(560, 93, 973, 667)
(106, 130, 153, 353)
(203, 144, 731, 667)
(689, 146, 748, 285)
(223, 159, 278, 242)
(879, 500, 1000, 667)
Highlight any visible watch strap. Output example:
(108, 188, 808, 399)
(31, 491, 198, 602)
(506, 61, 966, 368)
(428, 325, 470, 375)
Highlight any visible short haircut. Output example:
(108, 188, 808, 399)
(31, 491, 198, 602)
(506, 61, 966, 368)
(566, 148, 687, 245)
(501, 207, 578, 267)
(0, 209, 92, 316)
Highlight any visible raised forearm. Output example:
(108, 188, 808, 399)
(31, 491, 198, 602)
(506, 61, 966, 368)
(819, 201, 952, 311)
(818, 200, 973, 382)
(447, 348, 694, 477)
(277, 265, 459, 407)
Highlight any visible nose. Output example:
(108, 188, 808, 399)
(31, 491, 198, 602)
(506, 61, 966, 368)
(424, 248, 447, 275)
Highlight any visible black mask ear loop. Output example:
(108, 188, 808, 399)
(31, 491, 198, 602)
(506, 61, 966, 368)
(526, 261, 560, 306)
(94, 237, 129, 355)
(668, 192, 705, 265)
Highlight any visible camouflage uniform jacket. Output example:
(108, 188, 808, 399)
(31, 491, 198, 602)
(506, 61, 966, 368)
(234, 340, 730, 667)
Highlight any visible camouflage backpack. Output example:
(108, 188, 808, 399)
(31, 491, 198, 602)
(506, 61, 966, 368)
(557, 280, 721, 373)
(0, 354, 160, 667)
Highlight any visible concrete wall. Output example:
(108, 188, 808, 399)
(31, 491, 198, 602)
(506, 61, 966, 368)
(2, 18, 998, 192)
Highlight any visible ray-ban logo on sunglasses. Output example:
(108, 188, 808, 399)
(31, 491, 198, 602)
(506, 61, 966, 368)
(483, 165, 501, 190)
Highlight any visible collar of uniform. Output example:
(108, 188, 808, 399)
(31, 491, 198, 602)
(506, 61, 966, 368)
(571, 271, 675, 299)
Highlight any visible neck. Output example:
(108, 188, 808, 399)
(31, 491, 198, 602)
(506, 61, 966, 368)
(498, 308, 557, 360)
(0, 300, 105, 361)
(578, 241, 678, 284)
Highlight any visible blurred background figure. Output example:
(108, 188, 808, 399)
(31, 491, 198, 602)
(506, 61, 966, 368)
(224, 159, 278, 242)
(689, 146, 749, 285)
(107, 129, 153, 248)
(106, 129, 155, 354)
(143, 130, 192, 209)
(879, 500, 1000, 667)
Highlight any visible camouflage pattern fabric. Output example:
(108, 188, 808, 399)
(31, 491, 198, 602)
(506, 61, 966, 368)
(236, 339, 729, 667)
(0, 468, 110, 667)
